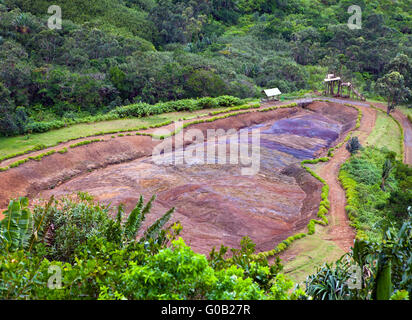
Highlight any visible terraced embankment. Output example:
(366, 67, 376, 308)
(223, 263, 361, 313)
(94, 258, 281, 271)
(0, 101, 358, 254)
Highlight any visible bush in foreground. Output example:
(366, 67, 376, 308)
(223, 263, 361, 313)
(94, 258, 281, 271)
(0, 194, 304, 300)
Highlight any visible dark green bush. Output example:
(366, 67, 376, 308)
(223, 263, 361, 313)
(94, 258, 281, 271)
(346, 137, 362, 155)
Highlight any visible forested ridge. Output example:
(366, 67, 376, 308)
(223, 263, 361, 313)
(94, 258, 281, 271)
(0, 1, 412, 301)
(0, 0, 411, 136)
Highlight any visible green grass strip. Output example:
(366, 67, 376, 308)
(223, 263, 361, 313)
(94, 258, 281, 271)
(369, 104, 405, 162)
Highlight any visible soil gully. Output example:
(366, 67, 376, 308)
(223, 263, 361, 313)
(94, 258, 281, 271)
(0, 102, 358, 255)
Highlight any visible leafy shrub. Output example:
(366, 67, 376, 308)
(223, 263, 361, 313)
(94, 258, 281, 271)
(0, 195, 305, 300)
(343, 158, 380, 185)
(305, 255, 352, 300)
(110, 96, 243, 119)
(306, 217, 412, 300)
(339, 147, 409, 241)
(0, 197, 32, 251)
(346, 137, 362, 154)
(30, 193, 174, 263)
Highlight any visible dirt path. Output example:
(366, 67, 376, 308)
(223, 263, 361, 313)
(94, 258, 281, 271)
(320, 105, 376, 252)
(399, 113, 412, 165)
(278, 104, 377, 283)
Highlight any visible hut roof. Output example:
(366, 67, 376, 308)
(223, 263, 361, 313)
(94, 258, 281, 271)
(263, 88, 281, 97)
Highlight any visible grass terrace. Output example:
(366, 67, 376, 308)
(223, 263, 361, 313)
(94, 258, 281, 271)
(0, 107, 237, 159)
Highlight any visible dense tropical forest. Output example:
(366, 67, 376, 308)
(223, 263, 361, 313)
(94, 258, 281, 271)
(0, 0, 411, 303)
(0, 0, 411, 136)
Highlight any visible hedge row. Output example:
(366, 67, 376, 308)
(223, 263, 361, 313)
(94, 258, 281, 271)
(21, 96, 243, 135)
(257, 102, 298, 112)
(301, 157, 330, 165)
(69, 139, 103, 149)
(253, 233, 307, 259)
(338, 169, 368, 240)
(28, 150, 57, 161)
(110, 96, 243, 118)
(0, 143, 47, 162)
(301, 165, 330, 233)
(209, 103, 260, 116)
(1, 149, 59, 171)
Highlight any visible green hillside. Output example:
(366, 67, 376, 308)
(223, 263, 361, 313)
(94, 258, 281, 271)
(1, 0, 411, 136)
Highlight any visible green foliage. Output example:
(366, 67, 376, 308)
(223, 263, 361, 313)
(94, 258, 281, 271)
(390, 290, 409, 300)
(0, 143, 47, 162)
(69, 139, 103, 148)
(306, 216, 412, 300)
(305, 255, 352, 300)
(376, 71, 411, 114)
(1, 0, 409, 137)
(0, 197, 32, 251)
(28, 149, 56, 161)
(253, 233, 307, 259)
(340, 146, 410, 241)
(374, 259, 392, 300)
(110, 96, 242, 118)
(0, 195, 304, 300)
(346, 136, 362, 155)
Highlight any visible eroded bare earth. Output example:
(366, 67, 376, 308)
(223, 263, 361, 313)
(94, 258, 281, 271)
(32, 102, 357, 254)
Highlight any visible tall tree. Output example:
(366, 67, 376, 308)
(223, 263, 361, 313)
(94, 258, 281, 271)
(376, 71, 411, 114)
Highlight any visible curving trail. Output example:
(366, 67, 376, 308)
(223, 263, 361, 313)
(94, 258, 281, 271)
(278, 103, 377, 283)
(319, 104, 376, 252)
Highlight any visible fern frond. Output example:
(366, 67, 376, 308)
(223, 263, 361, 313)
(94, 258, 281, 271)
(142, 207, 175, 242)
(124, 196, 144, 240)
(136, 195, 156, 231)
(29, 196, 54, 251)
(0, 197, 33, 251)
(116, 204, 124, 225)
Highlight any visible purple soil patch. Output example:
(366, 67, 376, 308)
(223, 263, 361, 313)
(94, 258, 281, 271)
(264, 114, 341, 143)
(259, 139, 318, 160)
